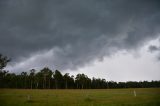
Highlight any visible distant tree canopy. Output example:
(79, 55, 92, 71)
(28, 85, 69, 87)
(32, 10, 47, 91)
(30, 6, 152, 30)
(0, 54, 11, 88)
(0, 54, 10, 70)
(0, 54, 160, 89)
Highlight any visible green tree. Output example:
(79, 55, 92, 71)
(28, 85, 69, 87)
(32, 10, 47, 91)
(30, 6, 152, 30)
(29, 69, 36, 89)
(40, 67, 53, 89)
(21, 72, 27, 89)
(0, 54, 10, 88)
(53, 70, 63, 89)
(64, 74, 75, 89)
(0, 54, 10, 70)
(75, 73, 89, 89)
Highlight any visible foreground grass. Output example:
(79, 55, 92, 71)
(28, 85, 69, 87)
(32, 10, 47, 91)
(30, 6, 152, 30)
(0, 88, 160, 106)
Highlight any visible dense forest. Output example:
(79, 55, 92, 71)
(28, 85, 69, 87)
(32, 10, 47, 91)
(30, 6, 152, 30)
(0, 54, 160, 89)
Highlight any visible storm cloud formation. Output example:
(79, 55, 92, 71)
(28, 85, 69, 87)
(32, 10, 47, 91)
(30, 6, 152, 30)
(0, 0, 160, 72)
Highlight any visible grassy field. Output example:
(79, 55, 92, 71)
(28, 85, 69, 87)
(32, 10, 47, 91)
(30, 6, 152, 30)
(0, 88, 160, 106)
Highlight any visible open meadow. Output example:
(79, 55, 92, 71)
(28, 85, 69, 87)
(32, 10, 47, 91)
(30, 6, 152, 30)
(0, 88, 160, 106)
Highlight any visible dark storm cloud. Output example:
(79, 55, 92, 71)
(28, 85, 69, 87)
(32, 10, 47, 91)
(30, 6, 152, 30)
(0, 0, 160, 71)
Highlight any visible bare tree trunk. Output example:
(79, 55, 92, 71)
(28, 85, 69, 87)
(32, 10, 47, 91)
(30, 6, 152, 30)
(82, 84, 83, 89)
(65, 81, 68, 89)
(77, 83, 78, 89)
(37, 82, 38, 89)
(31, 80, 32, 89)
(43, 79, 45, 89)
(49, 79, 50, 89)
(43, 76, 46, 89)
(24, 77, 26, 89)
(55, 80, 58, 89)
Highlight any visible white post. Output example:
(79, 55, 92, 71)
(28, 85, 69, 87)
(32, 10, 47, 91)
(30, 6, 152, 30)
(27, 95, 30, 101)
(134, 90, 136, 97)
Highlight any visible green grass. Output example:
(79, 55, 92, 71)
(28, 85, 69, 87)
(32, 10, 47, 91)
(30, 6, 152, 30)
(0, 88, 160, 106)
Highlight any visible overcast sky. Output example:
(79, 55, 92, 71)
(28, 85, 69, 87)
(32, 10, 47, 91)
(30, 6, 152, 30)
(0, 0, 160, 81)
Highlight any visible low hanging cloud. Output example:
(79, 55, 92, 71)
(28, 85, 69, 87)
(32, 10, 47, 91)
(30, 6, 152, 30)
(149, 45, 160, 52)
(0, 0, 160, 72)
(148, 39, 160, 60)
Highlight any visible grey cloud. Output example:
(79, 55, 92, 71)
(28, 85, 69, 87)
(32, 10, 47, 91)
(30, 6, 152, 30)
(0, 0, 160, 72)
(149, 45, 160, 52)
(148, 44, 160, 61)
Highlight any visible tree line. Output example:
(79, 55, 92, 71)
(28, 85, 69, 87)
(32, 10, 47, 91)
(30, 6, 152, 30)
(0, 54, 160, 89)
